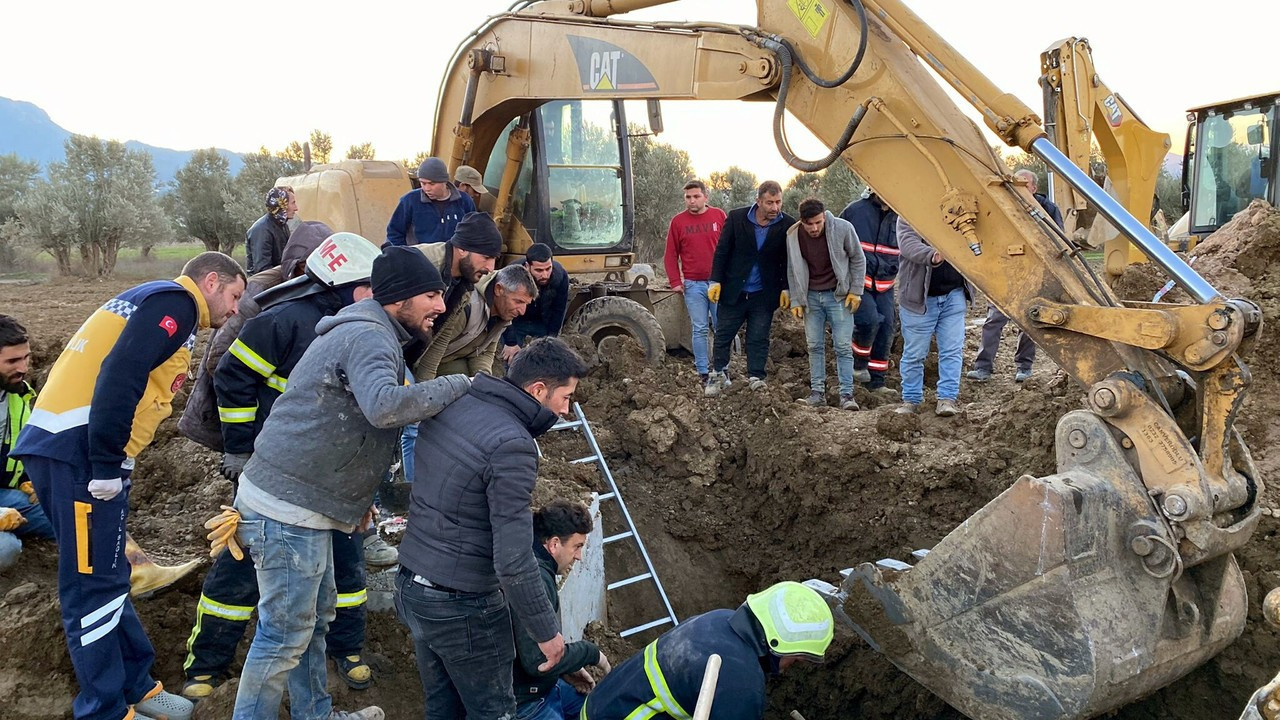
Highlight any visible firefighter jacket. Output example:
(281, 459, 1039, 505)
(213, 288, 348, 455)
(2, 381, 35, 487)
(582, 607, 771, 720)
(840, 198, 900, 293)
(13, 277, 210, 480)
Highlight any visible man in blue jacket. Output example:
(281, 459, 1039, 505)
(396, 337, 590, 720)
(386, 157, 476, 246)
(582, 581, 834, 720)
(501, 243, 571, 365)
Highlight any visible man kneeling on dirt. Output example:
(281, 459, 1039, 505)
(222, 245, 472, 720)
(0, 314, 44, 572)
(12, 252, 247, 720)
(513, 500, 612, 720)
(395, 337, 589, 719)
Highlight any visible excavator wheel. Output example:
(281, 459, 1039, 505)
(567, 295, 666, 365)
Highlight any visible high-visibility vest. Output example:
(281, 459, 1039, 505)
(2, 382, 35, 487)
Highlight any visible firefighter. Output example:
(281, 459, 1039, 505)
(841, 188, 900, 396)
(581, 582, 834, 720)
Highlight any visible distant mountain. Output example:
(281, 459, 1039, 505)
(0, 96, 243, 184)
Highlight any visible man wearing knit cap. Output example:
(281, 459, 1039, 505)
(229, 245, 473, 720)
(386, 157, 476, 246)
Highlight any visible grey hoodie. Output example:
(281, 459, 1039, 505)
(784, 210, 866, 305)
(243, 298, 470, 526)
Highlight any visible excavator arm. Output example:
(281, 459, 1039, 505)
(1040, 37, 1173, 278)
(431, 2, 1261, 717)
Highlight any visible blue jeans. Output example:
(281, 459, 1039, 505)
(898, 288, 967, 404)
(0, 486, 55, 539)
(681, 280, 718, 374)
(232, 508, 337, 720)
(517, 680, 586, 720)
(803, 290, 855, 396)
(0, 531, 18, 570)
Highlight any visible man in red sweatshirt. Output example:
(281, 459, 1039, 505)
(664, 180, 728, 383)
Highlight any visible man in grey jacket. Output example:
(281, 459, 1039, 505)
(784, 198, 865, 410)
(396, 337, 589, 720)
(228, 245, 472, 720)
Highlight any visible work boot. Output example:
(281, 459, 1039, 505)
(703, 371, 725, 397)
(935, 398, 960, 417)
(134, 682, 194, 720)
(870, 386, 898, 400)
(894, 402, 918, 415)
(965, 368, 992, 382)
(126, 534, 202, 599)
(1015, 369, 1032, 383)
(334, 654, 373, 690)
(748, 376, 767, 391)
(840, 394, 859, 411)
(853, 368, 871, 384)
(327, 707, 385, 720)
(699, 373, 708, 388)
(180, 675, 220, 701)
(798, 390, 825, 407)
(363, 533, 399, 567)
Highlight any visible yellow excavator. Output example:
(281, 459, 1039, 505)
(288, 0, 1263, 717)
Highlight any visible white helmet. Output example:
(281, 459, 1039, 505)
(305, 232, 379, 287)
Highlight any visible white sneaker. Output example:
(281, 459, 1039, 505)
(329, 708, 385, 720)
(748, 376, 767, 391)
(135, 685, 193, 720)
(703, 371, 726, 397)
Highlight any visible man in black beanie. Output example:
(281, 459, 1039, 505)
(229, 244, 472, 720)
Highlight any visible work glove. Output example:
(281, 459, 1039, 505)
(18, 480, 38, 505)
(204, 505, 244, 561)
(844, 294, 862, 313)
(220, 453, 250, 482)
(791, 304, 805, 320)
(0, 507, 27, 532)
(88, 478, 122, 501)
(707, 283, 721, 304)
(779, 290, 790, 309)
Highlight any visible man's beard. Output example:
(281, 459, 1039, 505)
(459, 255, 484, 284)
(395, 306, 434, 342)
(1, 375, 24, 394)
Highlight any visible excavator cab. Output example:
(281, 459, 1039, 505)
(1181, 92, 1279, 238)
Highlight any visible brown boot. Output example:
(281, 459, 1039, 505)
(126, 534, 202, 599)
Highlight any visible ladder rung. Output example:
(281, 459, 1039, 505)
(598, 492, 616, 501)
(604, 531, 634, 544)
(620, 616, 675, 638)
(551, 420, 584, 431)
(571, 455, 601, 464)
(608, 572, 653, 591)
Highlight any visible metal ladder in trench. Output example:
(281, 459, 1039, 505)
(547, 401, 679, 638)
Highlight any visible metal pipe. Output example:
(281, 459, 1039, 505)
(1031, 136, 1220, 304)
(575, 0, 674, 17)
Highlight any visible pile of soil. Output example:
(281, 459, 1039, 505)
(3, 201, 1279, 719)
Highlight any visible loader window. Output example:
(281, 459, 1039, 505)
(540, 100, 625, 249)
(1190, 106, 1273, 231)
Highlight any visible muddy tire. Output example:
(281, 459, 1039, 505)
(567, 296, 666, 365)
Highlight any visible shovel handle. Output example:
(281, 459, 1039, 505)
(692, 654, 722, 720)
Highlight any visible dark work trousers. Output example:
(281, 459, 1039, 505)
(973, 304, 1036, 373)
(183, 526, 367, 680)
(711, 290, 776, 379)
(393, 568, 517, 720)
(24, 456, 159, 720)
(852, 287, 896, 388)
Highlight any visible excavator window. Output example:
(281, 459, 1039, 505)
(538, 100, 627, 251)
(1189, 105, 1275, 233)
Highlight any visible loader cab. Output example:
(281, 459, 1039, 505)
(483, 99, 635, 273)
(1182, 92, 1279, 236)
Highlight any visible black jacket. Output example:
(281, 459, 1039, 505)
(1034, 192, 1065, 229)
(213, 289, 347, 455)
(840, 197, 900, 287)
(709, 206, 793, 304)
(513, 543, 601, 704)
(246, 214, 290, 274)
(503, 261, 570, 345)
(399, 373, 562, 642)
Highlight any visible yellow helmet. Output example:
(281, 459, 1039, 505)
(744, 581, 834, 660)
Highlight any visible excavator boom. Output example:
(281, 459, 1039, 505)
(428, 1, 1261, 717)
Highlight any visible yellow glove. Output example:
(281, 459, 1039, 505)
(204, 505, 244, 561)
(779, 290, 790, 309)
(18, 481, 38, 505)
(0, 507, 27, 532)
(707, 283, 721, 304)
(844, 294, 862, 313)
(791, 305, 804, 319)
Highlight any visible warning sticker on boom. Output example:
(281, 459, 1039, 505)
(788, 0, 830, 38)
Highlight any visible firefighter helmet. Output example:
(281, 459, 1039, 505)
(743, 581, 834, 661)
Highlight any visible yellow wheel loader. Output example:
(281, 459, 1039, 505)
(288, 1, 1264, 716)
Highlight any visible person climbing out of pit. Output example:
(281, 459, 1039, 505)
(180, 233, 382, 701)
(581, 581, 834, 720)
(11, 251, 248, 720)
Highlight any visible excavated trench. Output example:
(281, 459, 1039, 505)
(2, 202, 1279, 719)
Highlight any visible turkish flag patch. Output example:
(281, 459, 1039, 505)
(159, 316, 178, 337)
(171, 373, 187, 393)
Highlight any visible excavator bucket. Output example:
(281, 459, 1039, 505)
(125, 533, 202, 599)
(820, 410, 1250, 720)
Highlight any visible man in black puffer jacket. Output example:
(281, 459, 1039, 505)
(396, 337, 589, 720)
